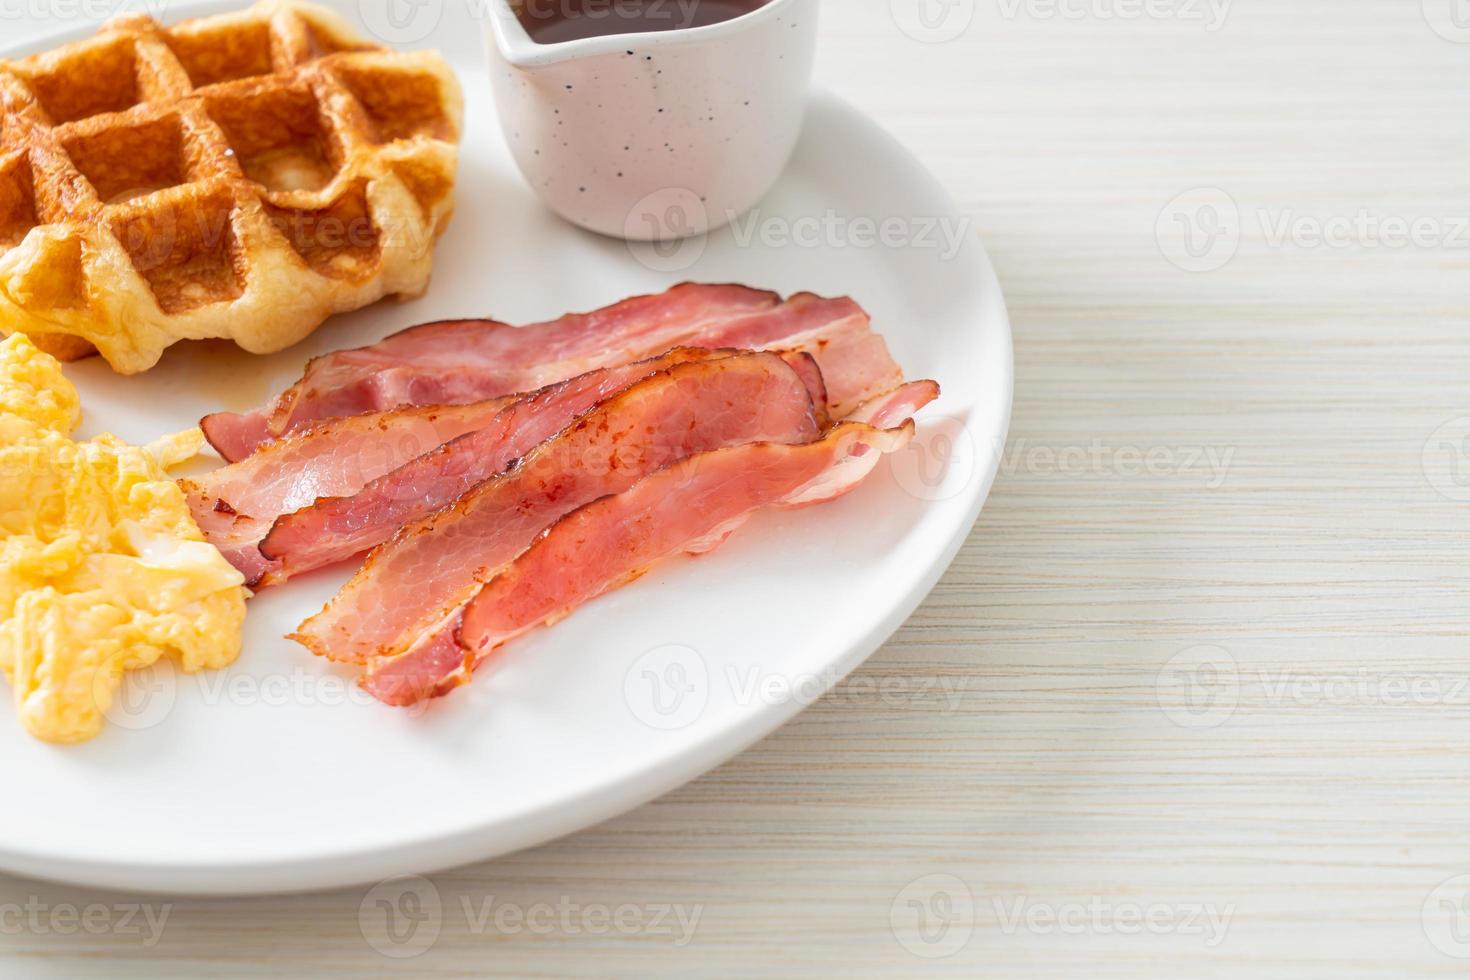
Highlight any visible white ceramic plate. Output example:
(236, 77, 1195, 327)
(0, 2, 1011, 894)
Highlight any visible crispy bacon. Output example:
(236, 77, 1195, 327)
(684, 293, 902, 415)
(181, 399, 514, 586)
(362, 380, 939, 705)
(200, 284, 898, 460)
(290, 351, 826, 668)
(258, 348, 815, 583)
(202, 284, 779, 460)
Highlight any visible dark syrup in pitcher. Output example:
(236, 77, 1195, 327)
(515, 0, 771, 45)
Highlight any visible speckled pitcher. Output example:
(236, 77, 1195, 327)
(486, 0, 818, 241)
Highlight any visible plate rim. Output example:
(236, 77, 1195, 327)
(0, 8, 1013, 895)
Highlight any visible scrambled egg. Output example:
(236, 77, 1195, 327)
(0, 334, 246, 743)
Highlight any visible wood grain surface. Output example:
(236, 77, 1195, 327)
(4, 0, 1470, 975)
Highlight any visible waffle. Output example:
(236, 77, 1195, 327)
(0, 0, 462, 373)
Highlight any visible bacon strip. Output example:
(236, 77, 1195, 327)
(181, 399, 514, 586)
(201, 285, 899, 460)
(363, 380, 939, 705)
(202, 283, 780, 460)
(290, 351, 826, 668)
(684, 293, 902, 415)
(258, 348, 817, 583)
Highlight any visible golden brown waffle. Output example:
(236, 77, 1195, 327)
(0, 0, 462, 373)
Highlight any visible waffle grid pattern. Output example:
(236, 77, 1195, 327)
(0, 0, 462, 372)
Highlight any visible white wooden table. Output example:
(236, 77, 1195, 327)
(5, 0, 1470, 975)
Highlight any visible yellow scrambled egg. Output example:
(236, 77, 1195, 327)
(0, 334, 246, 743)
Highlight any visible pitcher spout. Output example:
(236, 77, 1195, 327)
(489, 0, 618, 69)
(487, 0, 547, 68)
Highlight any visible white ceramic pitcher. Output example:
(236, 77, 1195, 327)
(485, 0, 818, 241)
